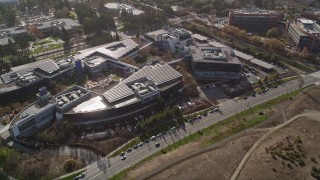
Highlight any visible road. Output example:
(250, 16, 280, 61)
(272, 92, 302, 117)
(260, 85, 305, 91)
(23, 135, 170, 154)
(70, 72, 320, 180)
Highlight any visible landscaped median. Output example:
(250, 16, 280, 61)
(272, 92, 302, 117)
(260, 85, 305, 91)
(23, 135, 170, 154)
(110, 88, 304, 180)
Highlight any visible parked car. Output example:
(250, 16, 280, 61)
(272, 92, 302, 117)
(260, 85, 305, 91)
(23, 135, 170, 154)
(127, 148, 132, 153)
(120, 152, 125, 156)
(150, 136, 156, 141)
(138, 142, 144, 147)
(144, 139, 150, 143)
(133, 145, 138, 149)
(155, 143, 160, 148)
(121, 156, 126, 160)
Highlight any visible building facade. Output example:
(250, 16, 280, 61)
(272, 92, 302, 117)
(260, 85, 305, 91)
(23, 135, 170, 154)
(288, 18, 320, 53)
(190, 46, 242, 80)
(228, 8, 284, 32)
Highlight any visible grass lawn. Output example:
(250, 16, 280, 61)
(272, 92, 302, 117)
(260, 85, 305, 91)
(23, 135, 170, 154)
(109, 89, 303, 180)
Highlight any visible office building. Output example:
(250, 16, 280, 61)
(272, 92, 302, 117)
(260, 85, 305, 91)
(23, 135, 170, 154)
(75, 39, 140, 77)
(104, 3, 144, 16)
(0, 58, 76, 102)
(190, 45, 242, 80)
(288, 18, 320, 53)
(145, 27, 192, 57)
(228, 8, 284, 32)
(63, 63, 182, 127)
(9, 87, 57, 138)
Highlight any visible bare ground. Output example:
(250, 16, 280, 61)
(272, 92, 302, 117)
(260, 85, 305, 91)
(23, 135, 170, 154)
(238, 117, 320, 180)
(148, 131, 265, 180)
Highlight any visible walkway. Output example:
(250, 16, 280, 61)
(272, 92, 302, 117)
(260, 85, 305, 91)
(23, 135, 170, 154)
(230, 110, 320, 180)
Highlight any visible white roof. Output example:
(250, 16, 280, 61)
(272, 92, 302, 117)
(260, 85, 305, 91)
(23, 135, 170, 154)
(208, 41, 227, 48)
(75, 39, 139, 60)
(233, 50, 254, 61)
(300, 19, 314, 24)
(250, 59, 274, 69)
(191, 34, 208, 41)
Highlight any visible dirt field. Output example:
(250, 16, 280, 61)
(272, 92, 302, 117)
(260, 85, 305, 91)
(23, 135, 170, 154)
(238, 116, 320, 180)
(122, 86, 320, 179)
(148, 131, 265, 180)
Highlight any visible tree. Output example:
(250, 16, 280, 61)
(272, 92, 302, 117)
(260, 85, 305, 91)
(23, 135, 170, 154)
(266, 38, 285, 52)
(237, 30, 248, 40)
(61, 26, 70, 43)
(301, 46, 312, 59)
(250, 35, 262, 45)
(63, 159, 77, 172)
(266, 27, 280, 38)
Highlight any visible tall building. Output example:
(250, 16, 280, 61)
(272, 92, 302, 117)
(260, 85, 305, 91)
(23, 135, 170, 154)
(228, 8, 284, 32)
(288, 18, 320, 53)
(190, 45, 242, 80)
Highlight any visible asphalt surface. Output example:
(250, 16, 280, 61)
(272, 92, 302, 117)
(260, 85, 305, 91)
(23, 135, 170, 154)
(81, 72, 320, 180)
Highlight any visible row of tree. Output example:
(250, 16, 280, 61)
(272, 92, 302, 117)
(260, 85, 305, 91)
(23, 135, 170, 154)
(136, 105, 181, 130)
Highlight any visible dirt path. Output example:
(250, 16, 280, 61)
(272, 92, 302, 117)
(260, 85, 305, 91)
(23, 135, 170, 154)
(231, 110, 320, 180)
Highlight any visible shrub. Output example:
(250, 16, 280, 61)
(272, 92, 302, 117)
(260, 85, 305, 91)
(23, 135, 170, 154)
(63, 159, 77, 172)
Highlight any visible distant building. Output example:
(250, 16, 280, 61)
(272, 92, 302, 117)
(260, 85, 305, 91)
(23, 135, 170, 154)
(28, 18, 80, 35)
(190, 45, 242, 80)
(0, 0, 19, 5)
(0, 58, 76, 102)
(171, 5, 187, 16)
(144, 27, 193, 57)
(75, 39, 140, 77)
(301, 8, 320, 24)
(0, 18, 80, 39)
(288, 18, 320, 53)
(104, 3, 144, 17)
(228, 8, 284, 32)
(63, 64, 182, 127)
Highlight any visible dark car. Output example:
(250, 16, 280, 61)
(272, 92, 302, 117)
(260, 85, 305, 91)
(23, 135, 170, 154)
(243, 96, 248, 100)
(120, 152, 125, 156)
(155, 143, 160, 148)
(127, 148, 132, 153)
(133, 145, 138, 149)
(202, 112, 208, 117)
(251, 93, 256, 97)
(144, 139, 150, 143)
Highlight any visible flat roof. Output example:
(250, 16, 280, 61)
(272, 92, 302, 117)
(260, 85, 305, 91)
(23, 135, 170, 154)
(208, 41, 227, 48)
(83, 56, 106, 67)
(190, 46, 241, 64)
(191, 34, 209, 41)
(233, 50, 254, 60)
(0, 37, 14, 45)
(72, 95, 110, 113)
(123, 64, 182, 86)
(104, 3, 144, 15)
(171, 5, 186, 12)
(231, 8, 280, 15)
(12, 98, 57, 125)
(11, 59, 60, 75)
(145, 29, 169, 41)
(250, 58, 274, 69)
(74, 39, 139, 60)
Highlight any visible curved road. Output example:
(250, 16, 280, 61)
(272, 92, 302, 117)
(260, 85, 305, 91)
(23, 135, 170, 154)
(231, 110, 320, 180)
